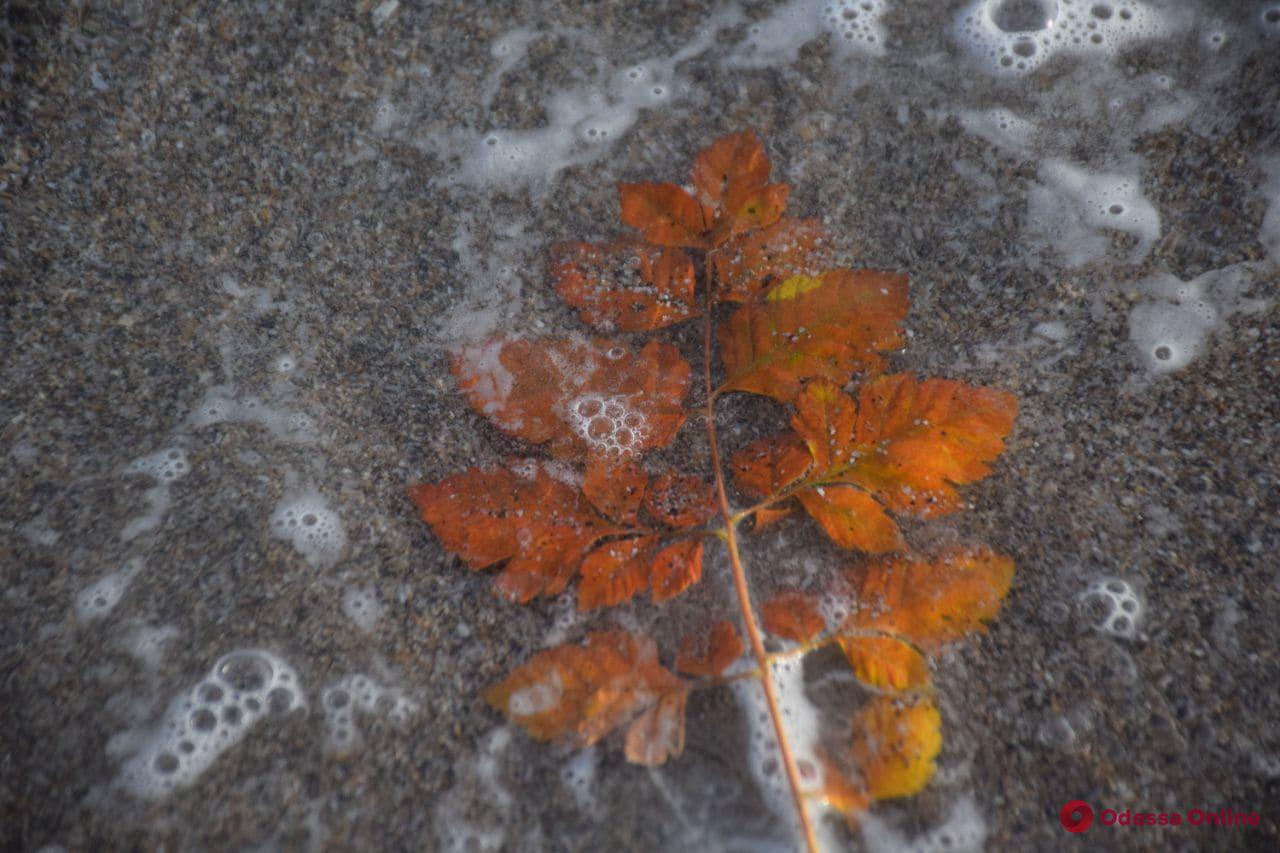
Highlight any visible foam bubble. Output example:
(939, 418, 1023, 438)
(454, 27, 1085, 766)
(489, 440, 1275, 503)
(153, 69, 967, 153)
(113, 649, 303, 799)
(341, 586, 385, 633)
(270, 492, 346, 569)
(955, 0, 1168, 75)
(189, 386, 318, 443)
(75, 558, 144, 623)
(121, 449, 191, 541)
(1127, 266, 1269, 375)
(1258, 155, 1280, 263)
(566, 393, 650, 456)
(1078, 577, 1144, 638)
(726, 0, 888, 68)
(1261, 3, 1280, 34)
(321, 673, 419, 753)
(1028, 160, 1160, 266)
(560, 748, 599, 813)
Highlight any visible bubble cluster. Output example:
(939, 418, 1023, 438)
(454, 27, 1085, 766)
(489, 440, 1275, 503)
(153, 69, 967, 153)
(321, 673, 419, 753)
(115, 650, 303, 799)
(955, 0, 1167, 75)
(566, 393, 649, 456)
(1079, 577, 1143, 638)
(341, 586, 385, 633)
(727, 0, 887, 68)
(822, 0, 889, 51)
(957, 107, 1037, 153)
(75, 558, 144, 623)
(128, 448, 189, 482)
(270, 493, 347, 569)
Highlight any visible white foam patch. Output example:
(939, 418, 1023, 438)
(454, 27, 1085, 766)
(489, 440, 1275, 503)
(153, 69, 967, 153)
(1028, 159, 1160, 266)
(566, 392, 650, 457)
(1258, 154, 1280, 264)
(430, 15, 737, 190)
(111, 649, 304, 799)
(1127, 265, 1270, 374)
(121, 448, 190, 541)
(860, 794, 988, 852)
(726, 0, 889, 68)
(270, 491, 347, 569)
(341, 586, 385, 633)
(321, 673, 419, 753)
(433, 728, 515, 852)
(731, 659, 843, 852)
(1079, 577, 1143, 639)
(956, 107, 1037, 154)
(189, 386, 318, 444)
(955, 0, 1169, 75)
(560, 747, 599, 813)
(119, 623, 180, 669)
(75, 558, 144, 623)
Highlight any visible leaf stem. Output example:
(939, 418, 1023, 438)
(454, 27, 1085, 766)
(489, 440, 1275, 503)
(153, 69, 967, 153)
(702, 265, 821, 853)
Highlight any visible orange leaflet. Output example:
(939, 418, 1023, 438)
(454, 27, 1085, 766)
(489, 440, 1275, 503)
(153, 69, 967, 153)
(643, 471, 717, 529)
(711, 217, 831, 302)
(842, 546, 1014, 649)
(832, 547, 1013, 693)
(822, 696, 942, 823)
(579, 535, 662, 610)
(408, 463, 622, 603)
(650, 539, 704, 603)
(618, 182, 708, 248)
(760, 591, 826, 642)
(486, 631, 689, 766)
(796, 486, 905, 553)
(551, 239, 698, 332)
(452, 336, 690, 459)
(730, 433, 811, 498)
(583, 455, 648, 527)
(675, 620, 745, 677)
(690, 128, 788, 245)
(793, 374, 1018, 517)
(717, 269, 909, 402)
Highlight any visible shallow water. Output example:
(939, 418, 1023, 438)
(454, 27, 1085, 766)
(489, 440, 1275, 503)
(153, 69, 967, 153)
(2, 1, 1277, 850)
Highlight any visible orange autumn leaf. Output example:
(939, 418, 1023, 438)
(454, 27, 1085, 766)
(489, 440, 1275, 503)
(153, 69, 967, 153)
(452, 336, 690, 459)
(712, 217, 831, 302)
(690, 128, 789, 245)
(618, 182, 708, 248)
(837, 636, 931, 693)
(718, 269, 909, 402)
(792, 375, 1018, 520)
(824, 696, 942, 821)
(486, 631, 688, 766)
(675, 620, 745, 677)
(551, 239, 698, 331)
(796, 486, 905, 553)
(583, 455, 648, 527)
(408, 463, 622, 603)
(730, 433, 811, 498)
(842, 546, 1014, 650)
(749, 504, 796, 531)
(579, 535, 662, 610)
(760, 591, 826, 642)
(650, 538, 704, 603)
(643, 471, 717, 529)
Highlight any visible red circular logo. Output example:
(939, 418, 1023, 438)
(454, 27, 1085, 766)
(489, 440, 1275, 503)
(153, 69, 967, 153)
(1060, 800, 1094, 833)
